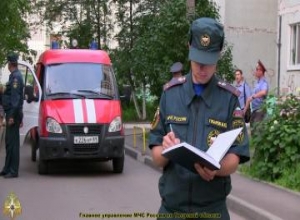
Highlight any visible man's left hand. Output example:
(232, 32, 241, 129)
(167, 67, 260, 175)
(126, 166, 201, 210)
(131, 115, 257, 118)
(194, 163, 217, 181)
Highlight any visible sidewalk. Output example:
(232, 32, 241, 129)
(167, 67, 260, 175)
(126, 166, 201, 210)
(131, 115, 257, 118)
(124, 124, 300, 220)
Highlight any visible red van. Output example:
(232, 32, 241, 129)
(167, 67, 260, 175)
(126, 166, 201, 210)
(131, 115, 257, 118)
(23, 49, 127, 174)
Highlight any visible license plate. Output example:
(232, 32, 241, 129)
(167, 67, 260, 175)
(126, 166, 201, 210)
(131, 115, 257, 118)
(74, 136, 99, 144)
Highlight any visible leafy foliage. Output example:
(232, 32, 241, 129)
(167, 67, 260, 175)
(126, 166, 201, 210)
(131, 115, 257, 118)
(216, 43, 235, 83)
(0, 0, 33, 65)
(249, 94, 300, 190)
(33, 0, 113, 49)
(111, 0, 234, 108)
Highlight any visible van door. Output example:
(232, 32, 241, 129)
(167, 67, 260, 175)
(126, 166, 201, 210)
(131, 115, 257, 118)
(18, 61, 42, 146)
(1, 60, 42, 146)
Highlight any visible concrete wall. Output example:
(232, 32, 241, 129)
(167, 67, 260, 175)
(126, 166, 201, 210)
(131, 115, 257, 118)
(278, 1, 300, 95)
(213, 0, 278, 93)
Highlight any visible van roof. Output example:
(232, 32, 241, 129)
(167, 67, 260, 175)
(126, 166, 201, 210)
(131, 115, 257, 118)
(38, 49, 111, 65)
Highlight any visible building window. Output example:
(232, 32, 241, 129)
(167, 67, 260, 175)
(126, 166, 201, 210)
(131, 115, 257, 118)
(290, 23, 300, 65)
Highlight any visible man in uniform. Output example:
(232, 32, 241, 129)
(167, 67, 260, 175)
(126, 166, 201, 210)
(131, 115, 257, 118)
(0, 52, 24, 178)
(149, 17, 250, 219)
(244, 60, 269, 127)
(163, 62, 184, 90)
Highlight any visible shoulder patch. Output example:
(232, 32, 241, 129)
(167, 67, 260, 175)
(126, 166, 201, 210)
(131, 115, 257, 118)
(163, 76, 186, 91)
(150, 107, 160, 130)
(217, 81, 241, 97)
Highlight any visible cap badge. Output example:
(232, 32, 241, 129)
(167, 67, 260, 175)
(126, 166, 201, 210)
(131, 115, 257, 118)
(200, 34, 210, 47)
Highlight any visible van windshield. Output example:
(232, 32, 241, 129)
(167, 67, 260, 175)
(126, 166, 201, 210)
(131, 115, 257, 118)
(45, 63, 116, 98)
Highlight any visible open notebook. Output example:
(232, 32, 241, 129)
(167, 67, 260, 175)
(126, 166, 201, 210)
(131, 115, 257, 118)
(162, 127, 243, 173)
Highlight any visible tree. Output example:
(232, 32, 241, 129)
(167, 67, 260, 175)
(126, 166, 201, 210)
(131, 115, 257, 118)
(0, 0, 33, 65)
(32, 0, 113, 49)
(111, 0, 226, 120)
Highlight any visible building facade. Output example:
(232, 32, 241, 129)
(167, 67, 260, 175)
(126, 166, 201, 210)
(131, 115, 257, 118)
(278, 0, 300, 95)
(213, 0, 278, 93)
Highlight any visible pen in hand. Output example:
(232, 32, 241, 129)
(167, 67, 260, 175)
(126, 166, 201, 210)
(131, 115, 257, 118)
(168, 124, 180, 146)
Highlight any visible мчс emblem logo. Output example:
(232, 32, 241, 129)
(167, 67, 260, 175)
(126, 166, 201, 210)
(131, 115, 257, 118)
(3, 192, 22, 220)
(207, 130, 220, 147)
(200, 34, 210, 47)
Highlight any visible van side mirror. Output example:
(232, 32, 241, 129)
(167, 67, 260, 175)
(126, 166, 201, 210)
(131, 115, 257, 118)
(120, 85, 131, 102)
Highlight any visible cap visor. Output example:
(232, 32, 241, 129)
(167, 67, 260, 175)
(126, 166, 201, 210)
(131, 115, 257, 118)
(189, 47, 219, 65)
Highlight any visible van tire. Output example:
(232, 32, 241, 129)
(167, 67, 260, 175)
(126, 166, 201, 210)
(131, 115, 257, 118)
(31, 136, 37, 162)
(112, 154, 124, 173)
(30, 129, 38, 162)
(31, 144, 37, 162)
(38, 160, 48, 175)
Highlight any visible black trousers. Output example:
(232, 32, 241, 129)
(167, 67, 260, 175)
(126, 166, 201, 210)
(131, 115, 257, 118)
(2, 116, 21, 175)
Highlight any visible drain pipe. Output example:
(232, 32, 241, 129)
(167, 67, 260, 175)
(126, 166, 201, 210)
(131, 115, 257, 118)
(277, 15, 282, 96)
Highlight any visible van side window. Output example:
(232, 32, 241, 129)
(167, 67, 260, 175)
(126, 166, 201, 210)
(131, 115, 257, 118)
(101, 65, 115, 97)
(19, 64, 38, 102)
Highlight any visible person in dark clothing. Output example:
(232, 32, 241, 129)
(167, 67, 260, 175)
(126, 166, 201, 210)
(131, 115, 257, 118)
(163, 62, 185, 91)
(0, 52, 24, 178)
(149, 17, 250, 220)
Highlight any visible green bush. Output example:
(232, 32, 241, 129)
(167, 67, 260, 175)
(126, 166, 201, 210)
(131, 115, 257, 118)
(122, 101, 157, 122)
(274, 164, 300, 191)
(249, 94, 300, 189)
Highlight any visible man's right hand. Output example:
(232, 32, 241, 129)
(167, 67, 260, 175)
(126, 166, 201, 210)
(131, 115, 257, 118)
(162, 131, 180, 150)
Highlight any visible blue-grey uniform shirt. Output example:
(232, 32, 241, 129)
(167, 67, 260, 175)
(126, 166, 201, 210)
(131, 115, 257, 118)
(2, 69, 24, 118)
(149, 73, 250, 214)
(234, 81, 251, 109)
(252, 77, 269, 111)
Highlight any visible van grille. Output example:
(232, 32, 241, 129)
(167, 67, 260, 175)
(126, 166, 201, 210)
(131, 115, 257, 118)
(68, 125, 102, 155)
(73, 144, 99, 155)
(69, 125, 102, 135)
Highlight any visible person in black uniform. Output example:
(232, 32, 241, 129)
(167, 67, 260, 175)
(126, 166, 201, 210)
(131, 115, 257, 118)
(149, 17, 250, 219)
(0, 52, 24, 178)
(163, 62, 185, 90)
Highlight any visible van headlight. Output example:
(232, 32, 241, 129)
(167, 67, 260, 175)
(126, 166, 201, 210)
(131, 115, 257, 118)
(46, 118, 62, 133)
(108, 116, 122, 132)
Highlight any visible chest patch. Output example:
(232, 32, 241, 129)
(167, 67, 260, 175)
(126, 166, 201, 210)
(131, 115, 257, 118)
(208, 118, 227, 129)
(166, 115, 188, 124)
(13, 78, 19, 89)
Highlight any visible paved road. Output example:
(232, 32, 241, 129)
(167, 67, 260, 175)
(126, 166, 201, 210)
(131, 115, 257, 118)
(0, 141, 160, 220)
(0, 134, 246, 220)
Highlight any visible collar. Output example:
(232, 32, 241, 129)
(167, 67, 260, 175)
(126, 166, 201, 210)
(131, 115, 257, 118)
(235, 81, 244, 87)
(257, 76, 266, 83)
(183, 73, 217, 108)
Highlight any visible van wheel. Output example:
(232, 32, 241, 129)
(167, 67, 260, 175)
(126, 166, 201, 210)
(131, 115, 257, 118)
(31, 137, 37, 162)
(30, 129, 38, 162)
(38, 160, 48, 175)
(31, 144, 37, 162)
(112, 154, 124, 173)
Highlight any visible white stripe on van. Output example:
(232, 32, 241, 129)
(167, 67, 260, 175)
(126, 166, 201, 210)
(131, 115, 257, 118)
(73, 99, 84, 123)
(85, 99, 96, 123)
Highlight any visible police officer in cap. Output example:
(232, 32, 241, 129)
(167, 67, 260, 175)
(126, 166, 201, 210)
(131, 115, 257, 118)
(163, 62, 185, 90)
(244, 59, 269, 127)
(0, 52, 24, 178)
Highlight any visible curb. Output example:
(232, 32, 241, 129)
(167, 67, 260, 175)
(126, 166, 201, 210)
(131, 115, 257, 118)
(124, 144, 283, 220)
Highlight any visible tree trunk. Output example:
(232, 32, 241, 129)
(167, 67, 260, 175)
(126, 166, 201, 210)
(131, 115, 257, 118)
(142, 82, 147, 120)
(132, 90, 142, 120)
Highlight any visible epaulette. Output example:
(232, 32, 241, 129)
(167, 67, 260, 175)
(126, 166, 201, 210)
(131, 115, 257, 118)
(217, 81, 241, 97)
(163, 76, 186, 91)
